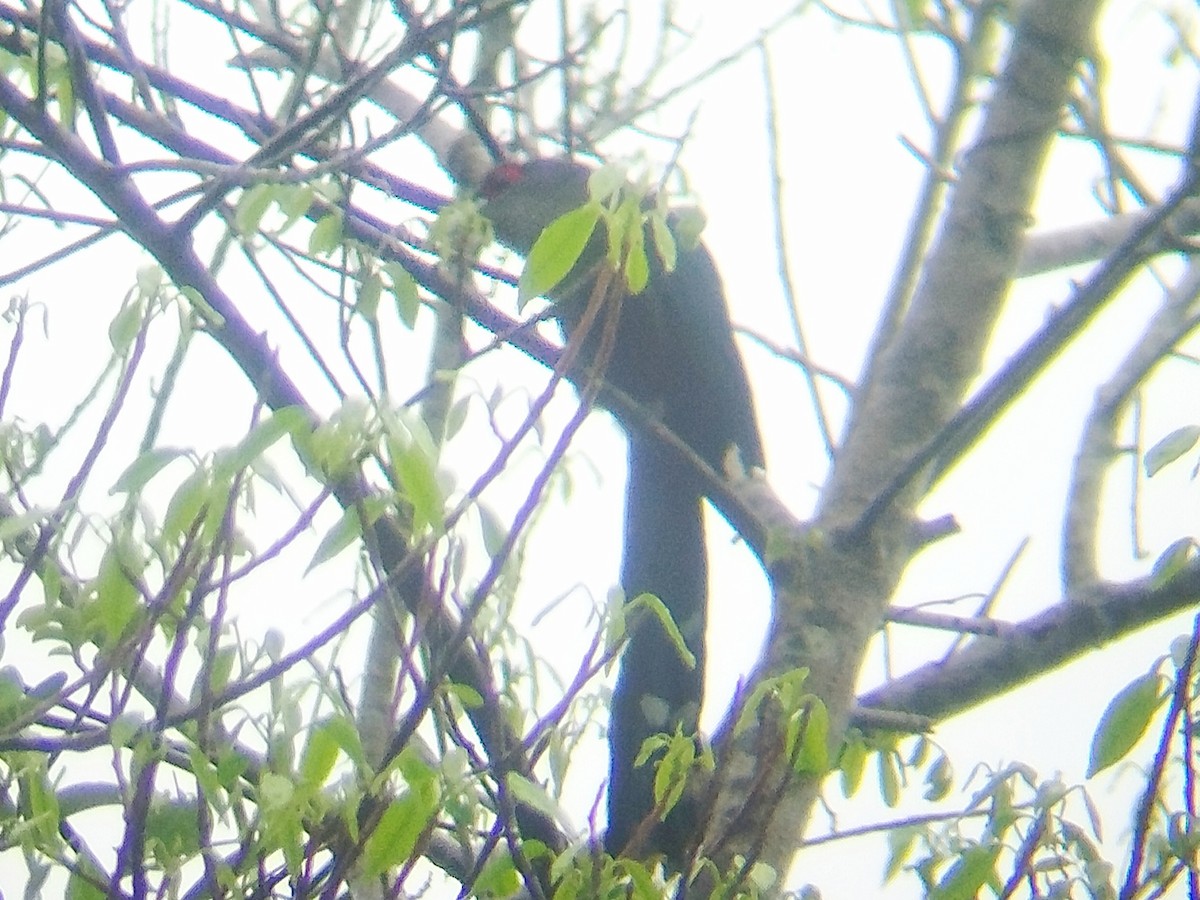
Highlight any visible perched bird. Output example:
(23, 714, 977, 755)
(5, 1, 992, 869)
(481, 158, 762, 867)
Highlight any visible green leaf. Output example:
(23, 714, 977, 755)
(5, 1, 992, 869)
(322, 714, 366, 773)
(361, 790, 438, 877)
(908, 735, 931, 767)
(309, 211, 344, 255)
(650, 730, 708, 815)
(930, 844, 999, 900)
(300, 720, 342, 789)
(587, 164, 627, 203)
(257, 771, 295, 811)
(257, 767, 305, 870)
(792, 700, 830, 774)
(263, 629, 285, 662)
(234, 183, 276, 236)
(624, 230, 649, 294)
(82, 544, 143, 648)
(189, 747, 226, 812)
(384, 263, 421, 328)
(1151, 537, 1197, 588)
(838, 733, 867, 797)
(473, 852, 521, 898)
(275, 184, 316, 232)
(392, 439, 445, 535)
(178, 285, 224, 327)
(111, 447, 186, 495)
(603, 587, 629, 660)
(519, 203, 601, 305)
(356, 271, 383, 321)
(430, 195, 492, 263)
(51, 60, 76, 131)
(444, 682, 483, 709)
(748, 861, 780, 893)
(107, 714, 141, 750)
(924, 754, 954, 802)
(877, 749, 901, 807)
(672, 207, 706, 250)
(1145, 425, 1200, 476)
(0, 668, 29, 725)
(161, 466, 218, 548)
(221, 407, 309, 476)
(108, 298, 144, 354)
(478, 503, 506, 557)
(215, 746, 250, 791)
(633, 733, 670, 768)
(202, 643, 235, 700)
(650, 213, 677, 273)
(20, 757, 62, 850)
(626, 592, 695, 669)
(146, 797, 201, 862)
(0, 506, 49, 544)
(136, 265, 164, 298)
(67, 869, 106, 900)
(506, 773, 563, 826)
(300, 400, 372, 478)
(554, 867, 583, 900)
(885, 826, 918, 882)
(606, 196, 641, 270)
(306, 505, 366, 573)
(444, 396, 470, 441)
(732, 668, 809, 737)
(394, 747, 438, 794)
(1087, 671, 1166, 777)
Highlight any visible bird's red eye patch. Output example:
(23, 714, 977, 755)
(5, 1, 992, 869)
(480, 162, 526, 198)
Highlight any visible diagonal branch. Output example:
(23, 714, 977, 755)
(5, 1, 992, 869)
(857, 561, 1200, 723)
(852, 172, 1197, 540)
(1062, 261, 1200, 590)
(822, 0, 1102, 532)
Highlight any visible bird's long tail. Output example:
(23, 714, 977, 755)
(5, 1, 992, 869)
(605, 431, 707, 866)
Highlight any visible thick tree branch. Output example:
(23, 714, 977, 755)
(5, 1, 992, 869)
(701, 0, 1103, 882)
(1062, 261, 1200, 590)
(1016, 197, 1200, 278)
(862, 6, 1003, 401)
(857, 561, 1200, 723)
(853, 177, 1194, 540)
(823, 1, 1100, 529)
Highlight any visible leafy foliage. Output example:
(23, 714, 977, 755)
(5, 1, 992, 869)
(0, 0, 1199, 898)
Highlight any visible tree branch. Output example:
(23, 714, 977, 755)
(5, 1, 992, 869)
(1062, 260, 1200, 590)
(857, 561, 1200, 723)
(702, 0, 1104, 882)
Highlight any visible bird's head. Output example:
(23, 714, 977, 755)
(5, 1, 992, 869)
(479, 158, 594, 256)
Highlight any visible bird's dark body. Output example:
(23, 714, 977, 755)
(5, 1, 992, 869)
(481, 159, 761, 867)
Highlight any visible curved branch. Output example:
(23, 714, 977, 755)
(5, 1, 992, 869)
(1062, 261, 1200, 590)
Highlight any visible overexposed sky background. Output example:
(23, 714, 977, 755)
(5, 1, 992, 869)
(4, 0, 1200, 896)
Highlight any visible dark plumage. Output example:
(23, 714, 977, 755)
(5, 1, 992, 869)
(481, 158, 762, 867)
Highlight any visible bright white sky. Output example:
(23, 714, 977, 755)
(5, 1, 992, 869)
(4, 0, 1200, 897)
